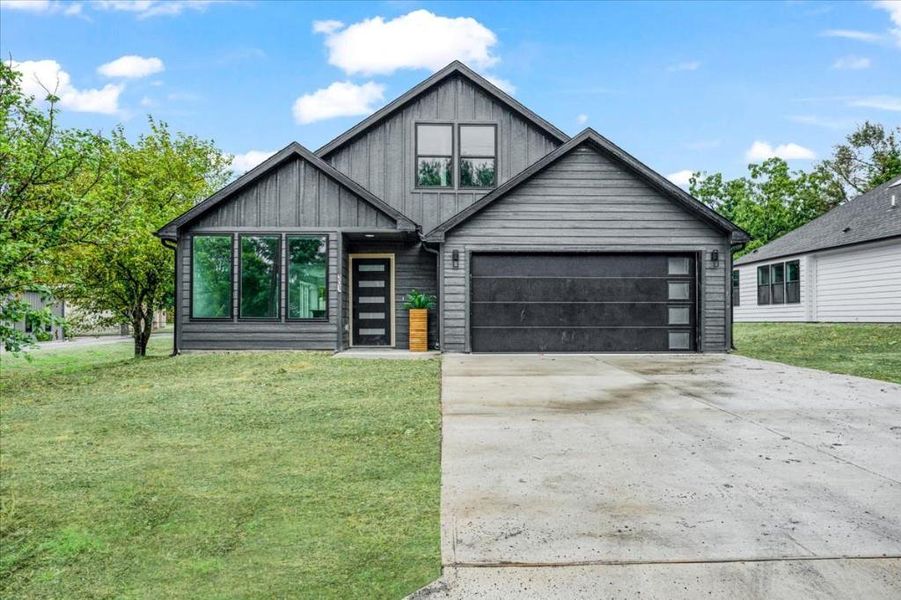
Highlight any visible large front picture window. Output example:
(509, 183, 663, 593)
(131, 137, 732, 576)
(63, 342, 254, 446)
(240, 235, 280, 319)
(287, 236, 328, 319)
(191, 235, 232, 319)
(459, 124, 496, 188)
(416, 124, 453, 187)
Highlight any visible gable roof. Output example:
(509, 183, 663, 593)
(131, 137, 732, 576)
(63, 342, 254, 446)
(315, 60, 570, 158)
(735, 175, 901, 266)
(424, 128, 750, 243)
(155, 141, 417, 240)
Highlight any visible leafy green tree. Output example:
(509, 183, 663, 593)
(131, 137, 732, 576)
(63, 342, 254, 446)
(0, 60, 107, 352)
(690, 158, 836, 256)
(815, 122, 901, 204)
(57, 119, 230, 356)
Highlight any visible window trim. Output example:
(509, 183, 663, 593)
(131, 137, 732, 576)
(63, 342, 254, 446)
(785, 259, 800, 305)
(756, 260, 801, 306)
(189, 233, 234, 321)
(731, 269, 740, 307)
(458, 123, 498, 190)
(757, 265, 771, 305)
(285, 234, 330, 322)
(238, 233, 282, 321)
(414, 122, 454, 190)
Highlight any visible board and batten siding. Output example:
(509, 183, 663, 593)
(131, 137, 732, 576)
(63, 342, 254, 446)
(323, 73, 562, 231)
(440, 145, 732, 352)
(735, 238, 901, 323)
(176, 154, 398, 351)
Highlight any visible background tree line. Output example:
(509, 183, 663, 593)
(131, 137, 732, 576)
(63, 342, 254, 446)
(1, 57, 899, 355)
(689, 122, 901, 255)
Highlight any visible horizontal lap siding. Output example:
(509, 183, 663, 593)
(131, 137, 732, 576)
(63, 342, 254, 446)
(324, 74, 561, 231)
(814, 240, 901, 322)
(733, 257, 810, 322)
(442, 146, 731, 352)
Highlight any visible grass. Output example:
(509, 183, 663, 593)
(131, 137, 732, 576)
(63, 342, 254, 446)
(0, 336, 442, 599)
(734, 323, 901, 384)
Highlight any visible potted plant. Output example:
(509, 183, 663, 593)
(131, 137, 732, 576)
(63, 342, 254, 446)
(403, 289, 436, 352)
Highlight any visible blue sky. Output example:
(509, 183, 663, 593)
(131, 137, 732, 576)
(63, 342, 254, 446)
(2, 0, 899, 183)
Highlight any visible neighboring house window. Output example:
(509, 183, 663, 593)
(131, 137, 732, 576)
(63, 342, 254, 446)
(459, 124, 497, 188)
(287, 236, 328, 320)
(756, 260, 801, 306)
(757, 266, 771, 305)
(240, 235, 280, 319)
(732, 270, 740, 306)
(770, 263, 785, 304)
(416, 124, 453, 187)
(785, 260, 800, 304)
(191, 235, 233, 319)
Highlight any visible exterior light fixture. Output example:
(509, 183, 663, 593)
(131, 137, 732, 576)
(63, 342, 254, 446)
(364, 234, 375, 238)
(711, 249, 719, 266)
(452, 249, 460, 269)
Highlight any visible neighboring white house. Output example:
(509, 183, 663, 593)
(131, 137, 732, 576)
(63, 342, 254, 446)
(733, 176, 901, 323)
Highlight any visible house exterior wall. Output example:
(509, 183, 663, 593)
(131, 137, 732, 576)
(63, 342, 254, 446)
(176, 154, 399, 351)
(733, 238, 901, 323)
(322, 74, 562, 231)
(11, 291, 65, 340)
(440, 145, 732, 352)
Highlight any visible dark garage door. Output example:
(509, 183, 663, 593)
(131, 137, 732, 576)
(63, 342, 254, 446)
(470, 253, 697, 352)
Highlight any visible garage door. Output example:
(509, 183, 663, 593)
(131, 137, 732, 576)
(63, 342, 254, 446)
(470, 253, 697, 352)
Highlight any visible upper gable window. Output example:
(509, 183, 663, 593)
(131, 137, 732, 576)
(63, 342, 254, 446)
(416, 124, 453, 188)
(459, 124, 496, 188)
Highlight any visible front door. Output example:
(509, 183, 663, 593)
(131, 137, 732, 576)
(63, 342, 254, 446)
(352, 258, 391, 346)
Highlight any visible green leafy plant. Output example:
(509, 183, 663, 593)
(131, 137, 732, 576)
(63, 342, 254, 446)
(403, 290, 436, 310)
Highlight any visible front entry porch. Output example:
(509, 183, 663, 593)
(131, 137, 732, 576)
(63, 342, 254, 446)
(340, 232, 439, 352)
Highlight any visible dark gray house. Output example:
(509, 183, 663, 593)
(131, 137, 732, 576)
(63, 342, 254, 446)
(156, 61, 749, 353)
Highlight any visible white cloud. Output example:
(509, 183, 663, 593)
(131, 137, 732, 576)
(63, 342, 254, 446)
(873, 0, 901, 46)
(0, 0, 82, 15)
(312, 19, 343, 34)
(94, 0, 221, 19)
(832, 55, 871, 69)
(820, 29, 884, 43)
(11, 59, 123, 114)
(0, 0, 52, 11)
(139, 96, 155, 108)
(484, 75, 515, 95)
(292, 81, 385, 124)
(315, 9, 498, 76)
(576, 114, 588, 125)
(745, 141, 816, 161)
(230, 150, 275, 173)
(667, 60, 701, 72)
(667, 170, 696, 188)
(98, 55, 164, 78)
(848, 95, 901, 111)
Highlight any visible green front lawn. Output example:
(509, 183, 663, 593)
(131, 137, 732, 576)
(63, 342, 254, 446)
(0, 337, 442, 599)
(734, 323, 901, 384)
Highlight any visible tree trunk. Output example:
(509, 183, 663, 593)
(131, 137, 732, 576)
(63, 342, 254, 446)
(131, 309, 152, 357)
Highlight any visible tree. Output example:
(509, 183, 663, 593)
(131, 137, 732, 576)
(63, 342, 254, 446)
(816, 122, 901, 204)
(57, 119, 230, 356)
(0, 60, 107, 352)
(690, 158, 836, 256)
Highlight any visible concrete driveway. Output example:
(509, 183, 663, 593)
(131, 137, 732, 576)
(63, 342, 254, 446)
(416, 354, 901, 598)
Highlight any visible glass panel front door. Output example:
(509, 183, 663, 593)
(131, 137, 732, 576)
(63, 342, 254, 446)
(352, 258, 391, 346)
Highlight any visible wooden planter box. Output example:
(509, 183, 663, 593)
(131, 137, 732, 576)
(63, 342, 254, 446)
(408, 308, 428, 352)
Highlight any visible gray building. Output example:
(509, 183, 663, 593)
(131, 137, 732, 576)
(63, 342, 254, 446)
(157, 61, 748, 353)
